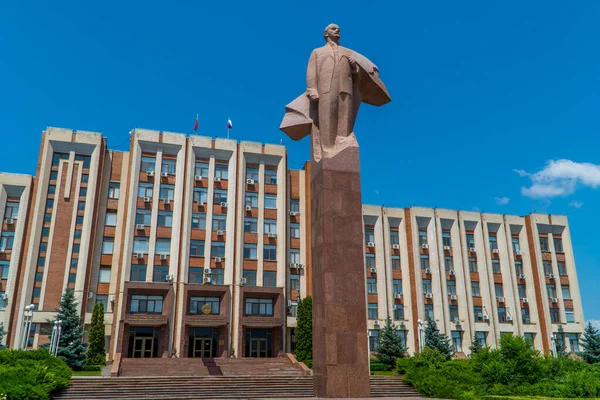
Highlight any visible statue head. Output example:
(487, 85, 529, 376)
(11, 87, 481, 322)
(324, 24, 341, 44)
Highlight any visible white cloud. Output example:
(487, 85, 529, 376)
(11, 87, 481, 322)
(569, 201, 584, 209)
(495, 197, 510, 205)
(514, 169, 530, 177)
(518, 159, 600, 199)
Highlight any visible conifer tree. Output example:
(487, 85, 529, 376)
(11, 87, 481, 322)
(376, 316, 407, 368)
(469, 335, 483, 356)
(423, 317, 454, 359)
(86, 302, 106, 366)
(579, 322, 600, 364)
(295, 296, 312, 364)
(0, 322, 7, 350)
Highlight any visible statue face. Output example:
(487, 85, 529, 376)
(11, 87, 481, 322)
(325, 24, 341, 42)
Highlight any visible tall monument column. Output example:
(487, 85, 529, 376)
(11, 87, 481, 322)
(280, 24, 390, 398)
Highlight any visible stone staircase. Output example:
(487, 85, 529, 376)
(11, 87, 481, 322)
(119, 358, 210, 377)
(53, 375, 420, 399)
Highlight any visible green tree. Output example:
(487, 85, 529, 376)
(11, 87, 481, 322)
(376, 315, 407, 368)
(86, 302, 106, 366)
(0, 322, 7, 350)
(424, 318, 454, 360)
(295, 296, 312, 364)
(42, 289, 88, 370)
(579, 322, 600, 364)
(469, 335, 483, 356)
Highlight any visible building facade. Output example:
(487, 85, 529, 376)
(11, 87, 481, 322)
(0, 127, 584, 360)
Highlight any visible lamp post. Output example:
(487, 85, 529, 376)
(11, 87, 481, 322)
(417, 319, 425, 352)
(551, 334, 557, 358)
(20, 304, 35, 350)
(50, 320, 62, 356)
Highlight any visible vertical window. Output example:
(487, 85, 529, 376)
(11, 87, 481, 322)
(155, 239, 171, 255)
(290, 274, 300, 290)
(420, 255, 429, 270)
(52, 152, 69, 166)
(393, 305, 404, 321)
(74, 229, 82, 239)
(43, 213, 52, 223)
(76, 215, 84, 224)
(515, 261, 524, 275)
(140, 156, 156, 172)
(244, 244, 257, 260)
(99, 268, 111, 283)
(48, 185, 56, 195)
(130, 265, 147, 282)
(289, 249, 300, 264)
(365, 228, 375, 244)
(442, 231, 451, 247)
(518, 284, 526, 299)
(243, 270, 257, 286)
(73, 244, 80, 253)
(424, 304, 434, 320)
(0, 261, 9, 279)
(449, 305, 459, 321)
(568, 333, 579, 352)
(543, 260, 553, 275)
(108, 182, 120, 199)
(369, 330, 380, 351)
(0, 232, 15, 250)
(193, 188, 208, 204)
(540, 236, 549, 251)
(37, 257, 45, 267)
(495, 283, 504, 298)
(558, 261, 567, 276)
(189, 240, 205, 257)
(368, 303, 378, 320)
(447, 280, 456, 296)
(565, 308, 575, 323)
(213, 215, 227, 231)
(264, 169, 277, 185)
(550, 308, 560, 323)
(561, 285, 571, 300)
(160, 184, 175, 201)
(264, 194, 277, 209)
(498, 307, 507, 323)
(263, 245, 277, 261)
(50, 171, 58, 181)
(244, 217, 258, 233)
(392, 279, 402, 295)
(4, 202, 19, 219)
(466, 233, 475, 248)
(161, 159, 177, 175)
(79, 187, 87, 197)
(263, 219, 277, 234)
(263, 271, 277, 287)
(290, 223, 300, 238)
(211, 242, 225, 258)
(492, 260, 501, 274)
(553, 237, 564, 252)
(105, 212, 117, 227)
(489, 235, 497, 250)
(96, 295, 108, 312)
(451, 331, 462, 352)
(471, 281, 481, 297)
(211, 268, 224, 285)
(158, 211, 173, 228)
(213, 189, 228, 204)
(391, 255, 400, 270)
(290, 199, 300, 213)
(469, 257, 477, 273)
(101, 238, 114, 254)
(188, 267, 203, 283)
(512, 237, 520, 252)
(245, 192, 258, 208)
(418, 230, 428, 246)
(69, 273, 77, 283)
(138, 183, 153, 198)
(133, 237, 149, 254)
(191, 213, 206, 229)
(46, 199, 54, 210)
(547, 284, 557, 298)
(521, 308, 531, 324)
(422, 279, 432, 294)
(474, 306, 484, 321)
(444, 256, 453, 271)
(366, 278, 377, 294)
(365, 254, 375, 269)
(153, 265, 169, 282)
(390, 230, 399, 245)
(135, 209, 151, 226)
(245, 167, 259, 182)
(475, 331, 487, 347)
(194, 162, 209, 178)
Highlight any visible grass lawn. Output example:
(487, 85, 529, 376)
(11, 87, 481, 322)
(71, 370, 102, 377)
(370, 370, 397, 376)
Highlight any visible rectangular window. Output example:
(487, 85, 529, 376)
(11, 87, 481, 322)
(390, 230, 399, 245)
(365, 254, 375, 269)
(69, 272, 77, 283)
(392, 279, 402, 295)
(244, 217, 258, 233)
(190, 297, 220, 314)
(73, 244, 80, 253)
(418, 230, 428, 246)
(133, 237, 149, 254)
(130, 265, 147, 283)
(245, 192, 258, 208)
(495, 283, 504, 298)
(48, 185, 56, 195)
(498, 307, 507, 323)
(290, 223, 300, 238)
(96, 295, 108, 312)
(393, 305, 404, 321)
(46, 199, 54, 210)
(290, 199, 300, 213)
(365, 228, 375, 244)
(391, 255, 401, 270)
(244, 244, 257, 260)
(194, 162, 209, 178)
(130, 295, 163, 313)
(469, 257, 477, 273)
(246, 167, 259, 182)
(369, 329, 380, 351)
(40, 242, 47, 252)
(138, 183, 153, 198)
(153, 265, 169, 282)
(71, 258, 78, 268)
(515, 261, 524, 275)
(447, 280, 457, 296)
(547, 284, 557, 299)
(191, 213, 206, 229)
(188, 267, 203, 284)
(161, 159, 176, 175)
(190, 240, 205, 257)
(105, 212, 117, 227)
(37, 257, 45, 268)
(466, 233, 475, 248)
(52, 152, 69, 166)
(367, 278, 377, 294)
(99, 268, 111, 283)
(140, 156, 156, 172)
(77, 214, 86, 224)
(154, 238, 171, 255)
(78, 201, 85, 211)
(211, 242, 225, 258)
(492, 259, 501, 274)
(135, 209, 152, 226)
(424, 304, 434, 320)
(554, 237, 564, 253)
(449, 305, 459, 322)
(264, 245, 277, 261)
(451, 331, 462, 352)
(550, 308, 561, 323)
(518, 284, 526, 299)
(558, 261, 567, 276)
(264, 219, 277, 234)
(562, 285, 571, 300)
(81, 174, 89, 183)
(33, 288, 41, 298)
(472, 281, 481, 297)
(0, 232, 14, 250)
(289, 249, 300, 264)
(50, 171, 58, 181)
(422, 279, 432, 294)
(264, 169, 277, 185)
(568, 333, 579, 352)
(79, 187, 87, 197)
(420, 255, 429, 270)
(193, 188, 208, 204)
(243, 270, 257, 286)
(76, 154, 91, 169)
(512, 237, 520, 252)
(442, 231, 451, 248)
(444, 256, 453, 271)
(158, 211, 173, 228)
(521, 308, 531, 324)
(263, 271, 277, 287)
(245, 298, 274, 316)
(4, 202, 19, 219)
(211, 269, 224, 285)
(160, 184, 175, 201)
(264, 194, 277, 209)
(102, 238, 114, 254)
(368, 303, 378, 320)
(74, 229, 82, 239)
(213, 189, 227, 204)
(489, 235, 498, 250)
(212, 215, 227, 231)
(540, 236, 549, 251)
(0, 261, 9, 279)
(290, 274, 300, 290)
(475, 331, 486, 347)
(565, 308, 575, 323)
(474, 306, 484, 321)
(543, 260, 553, 275)
(108, 182, 120, 199)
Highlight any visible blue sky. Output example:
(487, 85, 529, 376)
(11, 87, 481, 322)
(1, 1, 600, 318)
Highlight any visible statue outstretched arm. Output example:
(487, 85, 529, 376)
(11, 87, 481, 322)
(306, 50, 319, 100)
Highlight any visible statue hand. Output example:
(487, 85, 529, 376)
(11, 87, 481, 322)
(307, 91, 319, 101)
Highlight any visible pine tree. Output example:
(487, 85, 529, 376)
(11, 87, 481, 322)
(555, 339, 567, 357)
(469, 335, 483, 356)
(295, 296, 312, 364)
(579, 322, 600, 364)
(42, 289, 88, 370)
(423, 317, 454, 359)
(0, 322, 7, 350)
(86, 302, 106, 366)
(376, 316, 406, 368)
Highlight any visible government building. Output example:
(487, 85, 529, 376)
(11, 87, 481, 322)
(0, 127, 585, 364)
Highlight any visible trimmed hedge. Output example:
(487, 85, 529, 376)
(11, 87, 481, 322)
(0, 349, 71, 400)
(81, 365, 102, 371)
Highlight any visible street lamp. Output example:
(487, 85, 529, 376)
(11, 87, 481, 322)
(417, 319, 425, 352)
(50, 320, 62, 356)
(20, 304, 35, 350)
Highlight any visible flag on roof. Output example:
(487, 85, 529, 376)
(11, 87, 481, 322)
(226, 118, 233, 129)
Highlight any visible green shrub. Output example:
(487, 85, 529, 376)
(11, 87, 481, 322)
(370, 362, 391, 372)
(80, 364, 102, 371)
(0, 349, 71, 400)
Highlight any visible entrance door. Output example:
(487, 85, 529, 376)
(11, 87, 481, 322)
(133, 337, 154, 358)
(193, 337, 213, 358)
(249, 338, 268, 358)
(128, 326, 159, 358)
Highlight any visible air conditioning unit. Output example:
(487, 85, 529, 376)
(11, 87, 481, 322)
(268, 233, 277, 238)
(449, 270, 456, 275)
(368, 330, 374, 337)
(194, 175, 202, 181)
(0, 248, 6, 253)
(369, 267, 377, 273)
(159, 254, 168, 260)
(217, 230, 224, 236)
(143, 197, 151, 203)
(483, 314, 490, 321)
(203, 276, 211, 284)
(548, 273, 556, 279)
(425, 268, 432, 274)
(516, 250, 524, 256)
(289, 263, 299, 269)
(146, 171, 155, 177)
(492, 249, 500, 254)
(0, 293, 8, 300)
(164, 199, 171, 204)
(165, 274, 174, 282)
(498, 296, 505, 303)
(204, 268, 212, 274)
(240, 277, 247, 286)
(522, 298, 529, 303)
(5, 218, 14, 225)
(136, 253, 144, 259)
(289, 211, 298, 216)
(220, 202, 228, 208)
(197, 200, 205, 206)
(394, 293, 402, 299)
(374, 320, 380, 326)
(298, 264, 305, 269)
(245, 205, 252, 211)
(425, 293, 433, 299)
(367, 242, 375, 248)
(519, 273, 526, 280)
(469, 247, 476, 253)
(506, 315, 513, 322)
(287, 300, 293, 307)
(246, 179, 255, 185)
(450, 294, 458, 301)
(421, 244, 429, 249)
(136, 224, 145, 230)
(161, 171, 169, 177)
(443, 245, 451, 251)
(392, 244, 400, 250)
(551, 297, 559, 303)
(215, 257, 223, 263)
(214, 177, 221, 182)
(108, 295, 115, 302)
